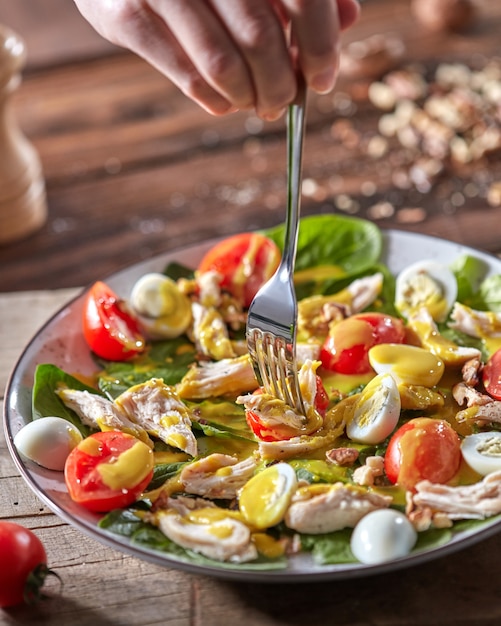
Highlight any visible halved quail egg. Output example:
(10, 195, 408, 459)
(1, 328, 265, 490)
(130, 272, 192, 339)
(395, 260, 457, 322)
(14, 416, 83, 471)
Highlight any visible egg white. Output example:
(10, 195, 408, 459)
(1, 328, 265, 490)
(395, 259, 457, 322)
(461, 432, 501, 476)
(350, 509, 417, 564)
(14, 416, 83, 471)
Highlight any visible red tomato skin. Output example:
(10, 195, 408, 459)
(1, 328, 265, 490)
(246, 410, 298, 442)
(384, 417, 462, 491)
(320, 312, 406, 375)
(198, 233, 280, 308)
(83, 281, 145, 361)
(483, 348, 501, 400)
(64, 431, 154, 512)
(0, 522, 47, 607)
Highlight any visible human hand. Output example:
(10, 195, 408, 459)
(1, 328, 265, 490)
(73, 0, 360, 119)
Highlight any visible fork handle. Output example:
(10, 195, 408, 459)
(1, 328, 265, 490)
(282, 80, 307, 275)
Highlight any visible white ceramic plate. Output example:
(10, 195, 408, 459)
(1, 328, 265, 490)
(4, 229, 501, 582)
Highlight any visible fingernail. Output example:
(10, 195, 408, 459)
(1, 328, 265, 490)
(261, 108, 286, 122)
(311, 67, 336, 94)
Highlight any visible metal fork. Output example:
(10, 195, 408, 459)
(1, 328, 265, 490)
(246, 82, 306, 414)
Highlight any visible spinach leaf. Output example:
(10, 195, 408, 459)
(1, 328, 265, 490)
(97, 337, 197, 398)
(148, 462, 187, 491)
(264, 214, 382, 276)
(99, 507, 287, 571)
(32, 363, 98, 436)
(301, 529, 357, 565)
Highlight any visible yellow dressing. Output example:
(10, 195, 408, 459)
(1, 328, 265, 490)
(97, 440, 154, 490)
(369, 343, 444, 387)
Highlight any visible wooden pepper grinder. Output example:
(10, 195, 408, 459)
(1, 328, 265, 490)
(0, 24, 47, 245)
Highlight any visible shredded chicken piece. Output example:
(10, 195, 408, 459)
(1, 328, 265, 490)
(449, 302, 501, 338)
(285, 483, 392, 534)
(458, 358, 482, 389)
(180, 453, 257, 499)
(116, 378, 197, 456)
(177, 354, 258, 399)
(191, 302, 235, 360)
(352, 455, 385, 487)
(56, 388, 152, 447)
(298, 273, 383, 338)
(196, 270, 222, 308)
(155, 509, 257, 563)
(410, 470, 501, 520)
(456, 400, 501, 425)
(257, 430, 339, 461)
(453, 382, 493, 408)
(408, 307, 481, 366)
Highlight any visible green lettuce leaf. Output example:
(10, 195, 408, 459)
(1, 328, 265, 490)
(32, 363, 98, 436)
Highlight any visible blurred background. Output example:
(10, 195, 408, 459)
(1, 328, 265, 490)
(0, 0, 500, 292)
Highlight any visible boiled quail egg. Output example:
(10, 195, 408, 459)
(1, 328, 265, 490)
(369, 343, 444, 387)
(238, 463, 297, 530)
(350, 509, 417, 565)
(14, 416, 83, 471)
(346, 373, 401, 444)
(130, 272, 192, 339)
(395, 260, 458, 322)
(461, 431, 501, 476)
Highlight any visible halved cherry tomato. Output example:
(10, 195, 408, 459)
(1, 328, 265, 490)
(0, 522, 58, 608)
(482, 348, 501, 400)
(246, 376, 329, 442)
(64, 431, 154, 512)
(384, 417, 462, 491)
(83, 281, 145, 361)
(320, 312, 406, 375)
(198, 233, 281, 308)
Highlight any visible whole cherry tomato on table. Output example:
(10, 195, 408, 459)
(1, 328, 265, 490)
(0, 521, 59, 608)
(64, 431, 154, 512)
(82, 281, 145, 361)
(320, 312, 406, 375)
(482, 347, 501, 400)
(384, 417, 462, 491)
(198, 233, 281, 308)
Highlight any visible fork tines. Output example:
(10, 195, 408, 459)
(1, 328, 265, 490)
(248, 328, 304, 414)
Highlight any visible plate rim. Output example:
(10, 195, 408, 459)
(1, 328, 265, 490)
(4, 226, 501, 582)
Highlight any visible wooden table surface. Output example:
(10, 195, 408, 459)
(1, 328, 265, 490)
(1, 0, 501, 623)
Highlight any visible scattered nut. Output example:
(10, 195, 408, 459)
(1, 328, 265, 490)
(339, 34, 404, 80)
(487, 182, 501, 207)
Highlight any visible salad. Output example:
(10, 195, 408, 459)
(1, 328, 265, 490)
(15, 214, 501, 571)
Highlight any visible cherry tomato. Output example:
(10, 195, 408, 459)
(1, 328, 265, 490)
(246, 376, 328, 442)
(320, 312, 406, 375)
(384, 417, 462, 491)
(83, 281, 145, 361)
(482, 348, 501, 400)
(64, 431, 154, 512)
(0, 521, 58, 607)
(198, 233, 281, 308)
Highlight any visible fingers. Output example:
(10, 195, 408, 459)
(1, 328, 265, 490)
(73, 0, 361, 118)
(282, 0, 348, 95)
(207, 0, 297, 120)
